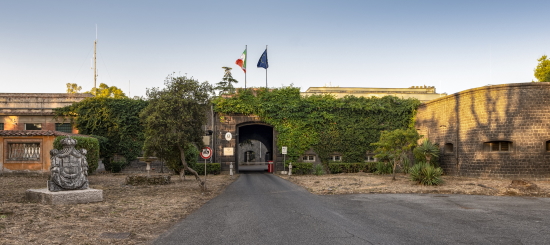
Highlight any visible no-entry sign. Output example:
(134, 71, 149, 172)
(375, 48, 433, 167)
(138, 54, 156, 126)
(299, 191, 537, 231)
(200, 147, 212, 159)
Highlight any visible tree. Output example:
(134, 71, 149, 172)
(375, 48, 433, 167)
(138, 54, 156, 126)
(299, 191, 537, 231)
(371, 128, 420, 180)
(66, 83, 82, 93)
(87, 83, 127, 98)
(54, 97, 148, 171)
(534, 55, 550, 82)
(413, 139, 439, 165)
(215, 67, 239, 95)
(140, 75, 214, 190)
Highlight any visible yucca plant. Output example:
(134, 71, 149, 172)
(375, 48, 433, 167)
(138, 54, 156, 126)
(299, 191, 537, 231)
(413, 139, 439, 165)
(313, 164, 325, 176)
(410, 162, 443, 186)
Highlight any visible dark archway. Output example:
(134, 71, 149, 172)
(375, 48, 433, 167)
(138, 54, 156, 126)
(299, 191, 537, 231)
(237, 123, 274, 172)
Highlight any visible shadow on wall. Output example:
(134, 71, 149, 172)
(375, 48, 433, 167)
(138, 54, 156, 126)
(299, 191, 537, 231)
(416, 83, 550, 178)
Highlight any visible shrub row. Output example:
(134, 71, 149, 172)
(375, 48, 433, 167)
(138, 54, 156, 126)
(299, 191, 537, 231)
(327, 162, 382, 174)
(185, 162, 221, 175)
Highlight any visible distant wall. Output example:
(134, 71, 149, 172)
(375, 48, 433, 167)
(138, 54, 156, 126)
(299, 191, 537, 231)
(415, 82, 550, 178)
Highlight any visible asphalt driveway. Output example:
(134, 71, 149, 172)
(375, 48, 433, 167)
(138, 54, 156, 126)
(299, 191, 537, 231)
(153, 172, 550, 244)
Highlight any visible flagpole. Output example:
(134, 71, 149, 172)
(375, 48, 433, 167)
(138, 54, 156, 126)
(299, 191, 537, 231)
(245, 45, 247, 89)
(265, 45, 268, 89)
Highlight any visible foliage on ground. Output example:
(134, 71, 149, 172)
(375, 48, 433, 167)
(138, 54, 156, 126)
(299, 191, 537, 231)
(214, 87, 421, 163)
(54, 97, 148, 170)
(53, 135, 100, 174)
(409, 162, 444, 186)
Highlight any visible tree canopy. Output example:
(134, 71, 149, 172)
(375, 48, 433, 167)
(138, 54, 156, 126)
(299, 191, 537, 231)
(214, 67, 239, 95)
(371, 128, 420, 180)
(66, 83, 82, 93)
(87, 83, 127, 98)
(140, 75, 214, 189)
(534, 55, 550, 82)
(54, 97, 148, 170)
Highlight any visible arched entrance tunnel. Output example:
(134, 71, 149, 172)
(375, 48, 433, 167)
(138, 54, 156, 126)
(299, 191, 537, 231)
(237, 124, 274, 172)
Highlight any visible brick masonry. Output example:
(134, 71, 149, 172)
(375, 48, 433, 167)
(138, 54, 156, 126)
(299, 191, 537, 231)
(415, 82, 550, 178)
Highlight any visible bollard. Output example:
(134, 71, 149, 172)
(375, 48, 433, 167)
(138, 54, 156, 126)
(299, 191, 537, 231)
(229, 163, 234, 178)
(288, 162, 292, 176)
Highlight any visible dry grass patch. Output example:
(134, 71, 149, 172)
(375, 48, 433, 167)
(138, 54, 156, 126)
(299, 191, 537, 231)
(0, 173, 238, 245)
(279, 173, 550, 197)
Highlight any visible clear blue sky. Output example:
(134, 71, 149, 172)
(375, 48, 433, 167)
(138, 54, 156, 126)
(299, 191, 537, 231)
(1, 0, 549, 98)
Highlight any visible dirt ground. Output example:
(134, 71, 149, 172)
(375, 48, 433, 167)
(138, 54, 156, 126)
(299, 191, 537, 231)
(279, 173, 550, 197)
(0, 173, 238, 245)
(1, 172, 549, 245)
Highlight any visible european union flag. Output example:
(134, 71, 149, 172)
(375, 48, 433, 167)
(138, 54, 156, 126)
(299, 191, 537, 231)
(257, 49, 268, 69)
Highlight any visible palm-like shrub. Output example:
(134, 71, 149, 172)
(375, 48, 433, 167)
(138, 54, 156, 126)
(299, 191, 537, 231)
(410, 162, 443, 186)
(413, 139, 439, 165)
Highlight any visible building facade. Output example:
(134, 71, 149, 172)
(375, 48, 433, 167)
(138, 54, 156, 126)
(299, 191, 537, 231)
(0, 93, 92, 133)
(415, 82, 550, 178)
(301, 85, 446, 103)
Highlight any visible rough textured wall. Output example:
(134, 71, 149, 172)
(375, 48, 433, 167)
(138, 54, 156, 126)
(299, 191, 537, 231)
(416, 82, 550, 178)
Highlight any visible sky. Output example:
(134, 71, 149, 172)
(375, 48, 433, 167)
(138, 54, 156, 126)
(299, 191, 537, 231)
(1, 0, 549, 98)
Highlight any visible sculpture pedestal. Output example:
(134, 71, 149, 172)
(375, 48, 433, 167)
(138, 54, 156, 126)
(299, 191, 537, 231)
(26, 188, 103, 205)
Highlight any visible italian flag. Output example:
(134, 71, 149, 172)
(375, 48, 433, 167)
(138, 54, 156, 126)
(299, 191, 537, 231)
(235, 48, 247, 73)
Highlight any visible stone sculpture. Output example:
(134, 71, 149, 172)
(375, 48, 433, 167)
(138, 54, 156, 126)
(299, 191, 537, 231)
(48, 136, 89, 192)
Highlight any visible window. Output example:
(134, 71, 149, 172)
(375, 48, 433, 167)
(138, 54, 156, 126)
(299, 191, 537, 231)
(55, 123, 72, 133)
(444, 143, 454, 153)
(7, 143, 41, 161)
(302, 155, 315, 162)
(484, 141, 512, 152)
(330, 155, 342, 162)
(25, 123, 42, 130)
(546, 141, 550, 152)
(365, 155, 376, 162)
(0, 123, 3, 130)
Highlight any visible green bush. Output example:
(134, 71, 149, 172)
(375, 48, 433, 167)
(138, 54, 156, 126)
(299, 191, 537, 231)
(192, 162, 221, 175)
(313, 164, 325, 175)
(409, 162, 443, 186)
(287, 162, 313, 175)
(54, 136, 100, 174)
(109, 160, 126, 173)
(364, 162, 379, 173)
(374, 162, 393, 175)
(328, 162, 343, 174)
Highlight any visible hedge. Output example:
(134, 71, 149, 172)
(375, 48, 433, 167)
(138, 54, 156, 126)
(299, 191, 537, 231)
(286, 162, 313, 175)
(327, 162, 380, 174)
(186, 162, 221, 175)
(53, 136, 100, 174)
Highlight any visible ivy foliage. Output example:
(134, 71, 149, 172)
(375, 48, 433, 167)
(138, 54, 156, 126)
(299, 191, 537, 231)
(53, 97, 148, 170)
(213, 86, 421, 163)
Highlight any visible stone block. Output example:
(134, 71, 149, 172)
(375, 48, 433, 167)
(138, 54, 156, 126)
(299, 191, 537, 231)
(26, 188, 103, 205)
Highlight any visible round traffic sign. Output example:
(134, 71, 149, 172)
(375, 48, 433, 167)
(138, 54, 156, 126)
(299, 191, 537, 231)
(200, 147, 212, 159)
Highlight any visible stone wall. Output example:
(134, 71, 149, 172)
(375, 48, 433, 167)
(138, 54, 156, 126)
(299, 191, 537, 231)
(210, 113, 283, 172)
(415, 82, 550, 178)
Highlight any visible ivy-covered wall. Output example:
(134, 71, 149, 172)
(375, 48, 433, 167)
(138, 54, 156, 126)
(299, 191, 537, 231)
(213, 87, 420, 164)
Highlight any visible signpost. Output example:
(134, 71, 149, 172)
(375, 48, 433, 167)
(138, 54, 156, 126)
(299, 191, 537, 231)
(281, 146, 288, 174)
(200, 147, 212, 190)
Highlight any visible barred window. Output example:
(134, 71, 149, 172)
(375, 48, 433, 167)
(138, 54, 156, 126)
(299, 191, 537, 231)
(0, 123, 4, 130)
(25, 123, 42, 130)
(484, 141, 511, 152)
(330, 155, 342, 162)
(7, 143, 41, 161)
(302, 155, 315, 162)
(55, 123, 72, 133)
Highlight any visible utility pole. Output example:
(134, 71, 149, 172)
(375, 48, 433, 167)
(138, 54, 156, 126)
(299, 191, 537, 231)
(93, 39, 97, 89)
